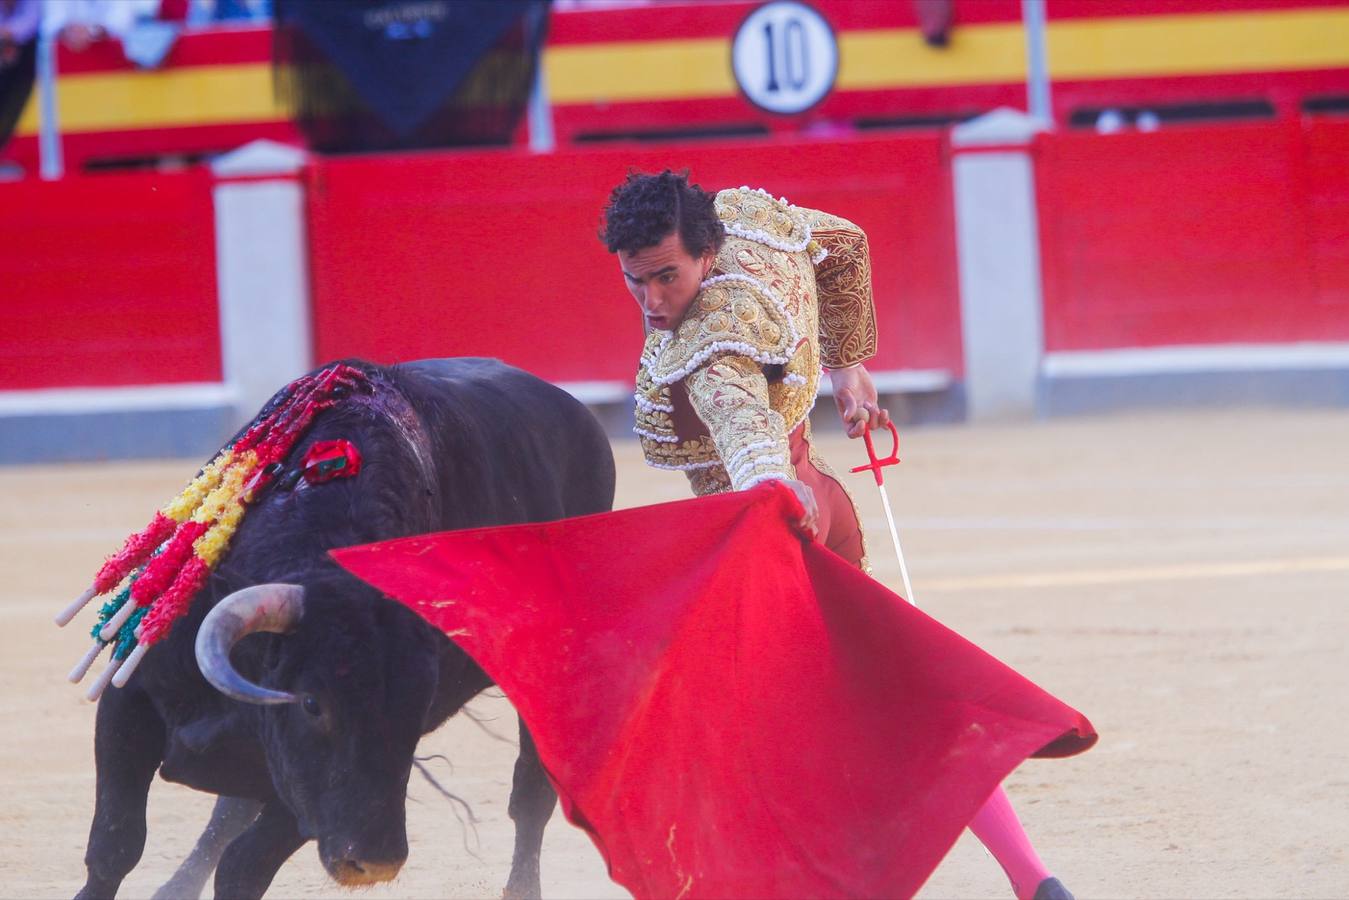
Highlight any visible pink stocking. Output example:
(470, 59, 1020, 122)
(967, 785, 1052, 900)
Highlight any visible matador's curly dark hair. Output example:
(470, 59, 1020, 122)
(599, 169, 725, 258)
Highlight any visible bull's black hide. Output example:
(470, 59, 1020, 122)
(74, 358, 616, 900)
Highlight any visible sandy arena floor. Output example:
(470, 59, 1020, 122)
(3, 409, 1347, 899)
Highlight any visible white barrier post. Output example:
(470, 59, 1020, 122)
(36, 31, 63, 180)
(211, 141, 314, 428)
(950, 108, 1049, 420)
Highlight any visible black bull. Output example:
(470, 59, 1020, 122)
(75, 358, 617, 899)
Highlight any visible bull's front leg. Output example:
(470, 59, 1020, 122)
(502, 718, 557, 900)
(151, 796, 262, 900)
(213, 800, 306, 900)
(75, 686, 167, 900)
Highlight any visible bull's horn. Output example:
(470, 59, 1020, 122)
(195, 583, 305, 705)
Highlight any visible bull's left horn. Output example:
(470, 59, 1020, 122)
(195, 583, 305, 705)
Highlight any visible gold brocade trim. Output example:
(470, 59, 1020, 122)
(688, 466, 733, 495)
(634, 391, 718, 471)
(644, 276, 796, 387)
(687, 356, 795, 492)
(714, 187, 812, 251)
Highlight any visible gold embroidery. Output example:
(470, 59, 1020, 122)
(646, 278, 796, 387)
(688, 466, 733, 495)
(635, 334, 721, 471)
(687, 356, 795, 492)
(803, 209, 878, 368)
(715, 187, 811, 246)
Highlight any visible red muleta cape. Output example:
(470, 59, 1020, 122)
(332, 483, 1095, 900)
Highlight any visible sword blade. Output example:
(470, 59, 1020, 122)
(876, 483, 917, 607)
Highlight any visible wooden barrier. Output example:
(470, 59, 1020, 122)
(0, 168, 220, 390)
(1035, 118, 1349, 352)
(305, 133, 962, 388)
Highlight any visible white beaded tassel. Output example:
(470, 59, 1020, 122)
(55, 586, 98, 627)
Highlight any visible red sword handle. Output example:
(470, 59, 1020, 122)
(849, 421, 901, 486)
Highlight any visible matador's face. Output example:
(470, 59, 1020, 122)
(617, 232, 716, 333)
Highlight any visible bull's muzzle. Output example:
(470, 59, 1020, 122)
(325, 852, 406, 886)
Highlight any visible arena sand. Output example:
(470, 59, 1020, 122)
(3, 409, 1347, 899)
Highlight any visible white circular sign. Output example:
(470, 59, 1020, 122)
(732, 1, 838, 115)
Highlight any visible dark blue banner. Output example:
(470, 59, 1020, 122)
(275, 0, 549, 152)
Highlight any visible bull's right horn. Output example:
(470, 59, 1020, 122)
(195, 583, 305, 705)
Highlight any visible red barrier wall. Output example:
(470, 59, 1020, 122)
(306, 133, 962, 385)
(1035, 118, 1349, 352)
(0, 170, 221, 390)
(10, 121, 1344, 400)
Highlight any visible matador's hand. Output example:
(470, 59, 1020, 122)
(829, 364, 891, 439)
(780, 478, 819, 539)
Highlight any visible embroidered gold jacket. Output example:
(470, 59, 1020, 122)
(634, 187, 878, 494)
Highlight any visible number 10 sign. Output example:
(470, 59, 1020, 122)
(732, 1, 839, 115)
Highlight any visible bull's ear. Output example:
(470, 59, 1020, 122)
(196, 584, 306, 705)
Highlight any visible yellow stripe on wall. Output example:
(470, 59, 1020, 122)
(838, 23, 1028, 89)
(14, 7, 1349, 137)
(546, 7, 1349, 103)
(546, 36, 733, 104)
(1049, 8, 1349, 79)
(16, 63, 283, 136)
(840, 8, 1349, 92)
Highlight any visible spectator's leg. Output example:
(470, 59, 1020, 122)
(0, 39, 37, 150)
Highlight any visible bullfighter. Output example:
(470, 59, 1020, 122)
(601, 169, 1074, 900)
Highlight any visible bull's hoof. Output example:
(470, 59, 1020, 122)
(501, 876, 542, 900)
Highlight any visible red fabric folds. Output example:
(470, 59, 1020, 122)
(332, 483, 1095, 900)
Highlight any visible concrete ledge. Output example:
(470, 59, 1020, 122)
(1042, 344, 1349, 415)
(556, 381, 632, 404)
(0, 384, 240, 463)
(1043, 343, 1349, 377)
(0, 383, 237, 416)
(0, 406, 237, 464)
(818, 369, 953, 397)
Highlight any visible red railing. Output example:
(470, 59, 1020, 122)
(5, 120, 1348, 393)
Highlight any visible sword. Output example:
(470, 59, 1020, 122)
(850, 422, 917, 606)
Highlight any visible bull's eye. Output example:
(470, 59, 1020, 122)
(301, 695, 322, 717)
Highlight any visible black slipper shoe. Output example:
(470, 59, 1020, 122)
(1032, 876, 1074, 900)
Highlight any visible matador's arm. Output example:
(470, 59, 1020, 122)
(802, 208, 879, 369)
(686, 355, 795, 491)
